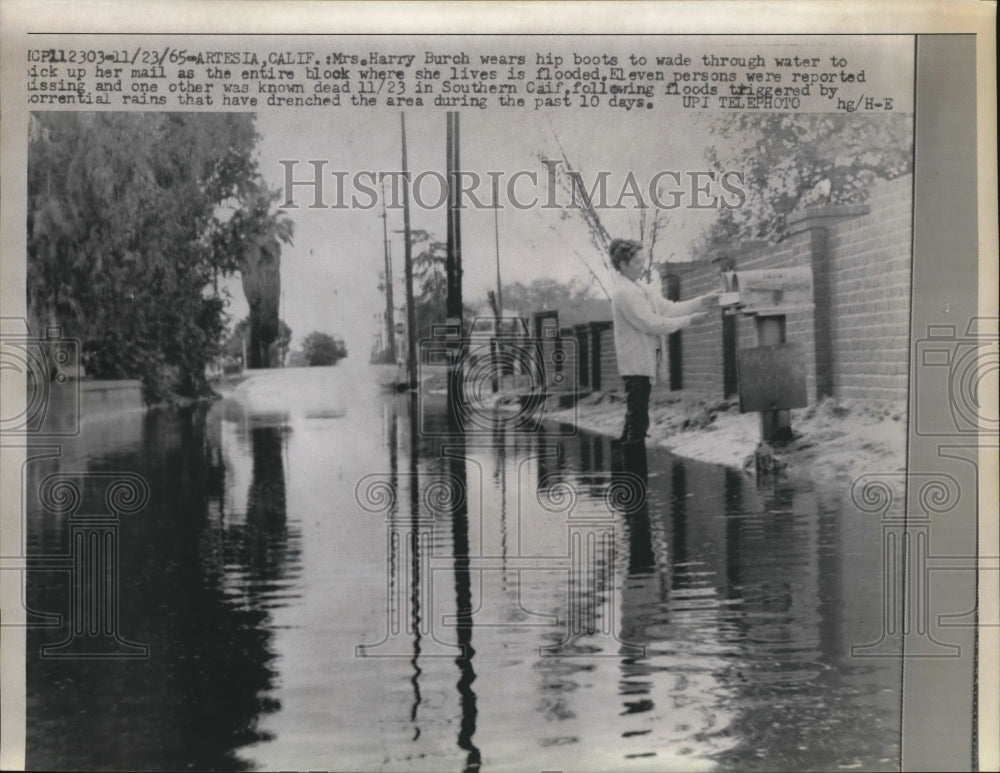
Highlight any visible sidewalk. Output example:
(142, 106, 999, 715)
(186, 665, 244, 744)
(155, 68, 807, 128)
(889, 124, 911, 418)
(545, 388, 908, 487)
(419, 367, 908, 487)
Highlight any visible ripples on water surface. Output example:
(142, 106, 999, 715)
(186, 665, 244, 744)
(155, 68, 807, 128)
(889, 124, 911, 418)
(26, 365, 899, 771)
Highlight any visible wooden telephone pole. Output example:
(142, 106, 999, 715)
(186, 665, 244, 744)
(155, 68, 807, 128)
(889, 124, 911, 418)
(401, 113, 417, 390)
(445, 111, 465, 426)
(445, 111, 463, 323)
(381, 179, 396, 363)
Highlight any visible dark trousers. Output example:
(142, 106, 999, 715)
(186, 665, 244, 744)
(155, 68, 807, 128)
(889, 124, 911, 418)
(621, 375, 651, 445)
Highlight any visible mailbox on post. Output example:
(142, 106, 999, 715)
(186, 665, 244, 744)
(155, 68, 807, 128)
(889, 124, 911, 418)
(737, 343, 809, 413)
(718, 265, 815, 443)
(719, 266, 814, 314)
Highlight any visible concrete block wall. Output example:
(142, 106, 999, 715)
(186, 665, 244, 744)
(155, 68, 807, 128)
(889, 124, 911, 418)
(665, 174, 911, 405)
(730, 235, 819, 403)
(537, 174, 911, 405)
(559, 328, 578, 390)
(661, 262, 737, 398)
(573, 325, 592, 389)
(825, 175, 912, 402)
(598, 326, 618, 391)
(533, 313, 562, 388)
(556, 249, 821, 400)
(82, 380, 145, 416)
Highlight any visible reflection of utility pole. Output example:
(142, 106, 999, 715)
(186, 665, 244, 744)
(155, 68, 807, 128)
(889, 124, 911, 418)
(401, 113, 417, 389)
(354, 399, 459, 659)
(445, 435, 480, 770)
(381, 180, 397, 363)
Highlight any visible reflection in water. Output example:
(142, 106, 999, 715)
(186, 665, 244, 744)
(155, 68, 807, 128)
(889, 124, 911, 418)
(615, 453, 658, 749)
(25, 369, 900, 772)
(670, 460, 689, 586)
(245, 423, 292, 589)
(447, 430, 481, 773)
(397, 407, 424, 740)
(26, 401, 299, 771)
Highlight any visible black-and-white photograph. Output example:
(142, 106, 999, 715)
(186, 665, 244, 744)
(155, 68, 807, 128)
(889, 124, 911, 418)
(1, 4, 995, 772)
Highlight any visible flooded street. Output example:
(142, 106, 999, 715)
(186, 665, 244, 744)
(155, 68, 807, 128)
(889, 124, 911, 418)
(26, 364, 900, 771)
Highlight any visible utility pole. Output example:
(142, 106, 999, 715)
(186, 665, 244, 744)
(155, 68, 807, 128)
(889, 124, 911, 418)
(280, 286, 286, 367)
(401, 113, 417, 390)
(381, 179, 396, 363)
(445, 114, 475, 751)
(492, 173, 503, 393)
(445, 111, 465, 426)
(493, 175, 503, 319)
(445, 112, 463, 322)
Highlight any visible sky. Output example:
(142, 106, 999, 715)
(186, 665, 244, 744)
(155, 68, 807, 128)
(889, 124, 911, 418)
(217, 35, 914, 359)
(220, 108, 721, 358)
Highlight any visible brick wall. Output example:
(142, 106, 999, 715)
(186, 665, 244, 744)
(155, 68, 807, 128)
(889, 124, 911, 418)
(658, 173, 912, 405)
(825, 175, 912, 402)
(598, 326, 618, 391)
(574, 325, 592, 389)
(728, 235, 818, 402)
(544, 175, 911, 405)
(533, 312, 562, 388)
(559, 327, 578, 391)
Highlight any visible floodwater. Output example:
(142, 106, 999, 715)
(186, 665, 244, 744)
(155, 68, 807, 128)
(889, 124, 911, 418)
(25, 364, 900, 771)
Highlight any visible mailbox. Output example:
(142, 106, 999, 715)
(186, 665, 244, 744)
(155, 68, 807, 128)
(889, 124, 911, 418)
(737, 343, 809, 413)
(718, 266, 813, 314)
(719, 271, 740, 308)
(718, 265, 815, 442)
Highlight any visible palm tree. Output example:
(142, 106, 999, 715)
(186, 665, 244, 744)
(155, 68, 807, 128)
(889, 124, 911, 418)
(218, 180, 294, 368)
(410, 230, 448, 339)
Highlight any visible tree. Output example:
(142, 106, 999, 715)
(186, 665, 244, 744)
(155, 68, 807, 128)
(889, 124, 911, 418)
(299, 332, 348, 366)
(224, 317, 291, 366)
(409, 229, 448, 340)
(213, 182, 294, 369)
(498, 277, 594, 316)
(534, 147, 613, 298)
(702, 112, 913, 245)
(533, 133, 677, 294)
(27, 112, 261, 401)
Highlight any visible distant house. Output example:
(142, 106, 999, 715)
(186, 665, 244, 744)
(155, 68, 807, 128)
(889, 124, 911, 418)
(554, 298, 612, 329)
